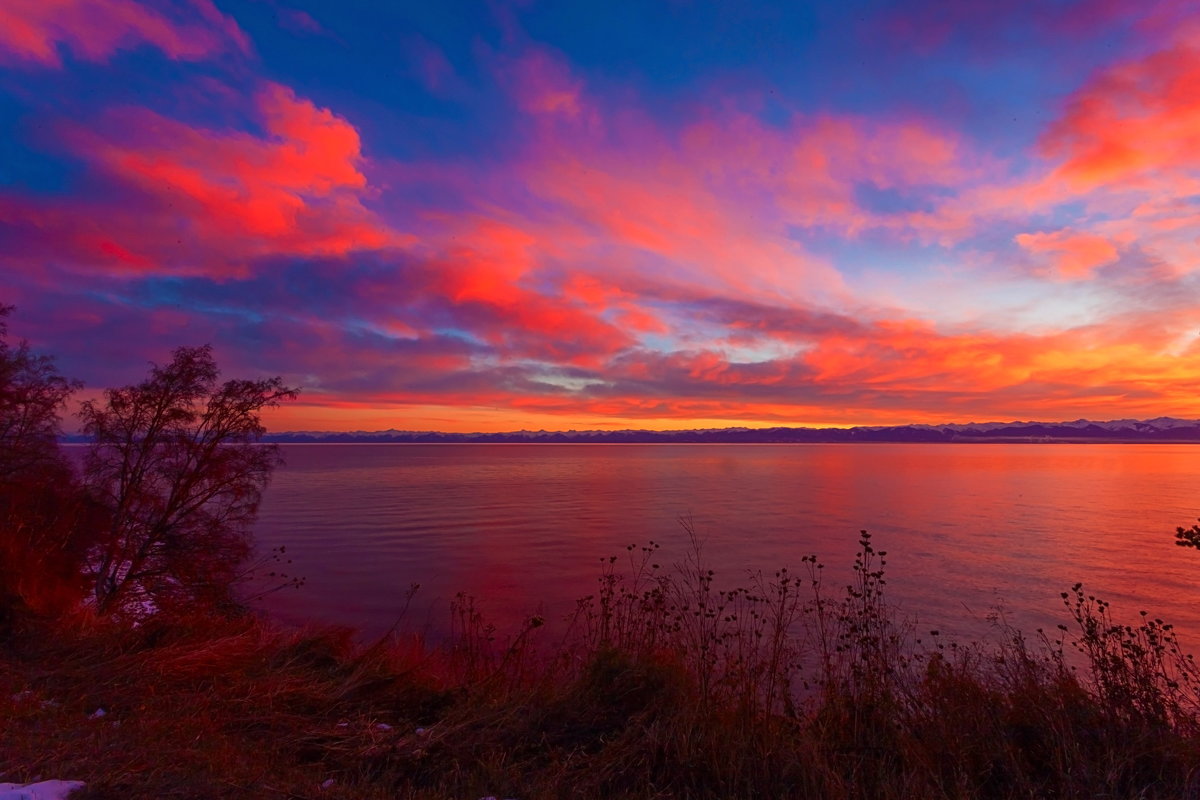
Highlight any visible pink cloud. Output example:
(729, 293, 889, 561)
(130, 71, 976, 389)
(1042, 33, 1200, 190)
(0, 0, 249, 67)
(277, 7, 323, 36)
(496, 47, 585, 118)
(877, 27, 1200, 272)
(407, 35, 460, 96)
(980, 29, 1200, 281)
(492, 103, 980, 307)
(1014, 228, 1120, 279)
(379, 49, 984, 312)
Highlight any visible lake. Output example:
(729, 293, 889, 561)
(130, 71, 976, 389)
(250, 443, 1200, 650)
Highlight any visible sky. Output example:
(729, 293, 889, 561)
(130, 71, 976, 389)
(2, 0, 1199, 432)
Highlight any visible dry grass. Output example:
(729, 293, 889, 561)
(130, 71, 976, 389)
(3, 530, 1200, 799)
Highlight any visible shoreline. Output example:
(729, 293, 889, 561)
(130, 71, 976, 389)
(6, 536, 1200, 799)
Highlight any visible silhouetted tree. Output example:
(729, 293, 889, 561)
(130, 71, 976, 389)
(0, 305, 89, 630)
(80, 345, 297, 614)
(0, 305, 80, 480)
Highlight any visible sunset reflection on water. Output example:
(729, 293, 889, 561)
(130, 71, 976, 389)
(252, 444, 1200, 652)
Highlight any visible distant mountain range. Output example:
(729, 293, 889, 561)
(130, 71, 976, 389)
(258, 417, 1200, 444)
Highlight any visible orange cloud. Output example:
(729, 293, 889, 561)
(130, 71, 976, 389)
(799, 309, 1200, 418)
(306, 304, 1200, 428)
(0, 0, 248, 67)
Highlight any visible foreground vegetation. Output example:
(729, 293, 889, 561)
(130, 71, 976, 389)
(5, 530, 1200, 799)
(3, 306, 1200, 798)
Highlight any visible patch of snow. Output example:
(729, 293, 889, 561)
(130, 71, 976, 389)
(0, 781, 86, 800)
(87, 708, 106, 719)
(375, 723, 392, 731)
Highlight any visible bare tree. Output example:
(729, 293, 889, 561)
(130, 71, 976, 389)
(80, 345, 297, 614)
(0, 305, 80, 481)
(0, 305, 87, 629)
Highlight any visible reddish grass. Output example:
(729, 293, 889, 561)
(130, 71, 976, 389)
(3, 531, 1200, 799)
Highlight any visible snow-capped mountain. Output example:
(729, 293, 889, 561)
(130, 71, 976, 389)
(259, 418, 1200, 443)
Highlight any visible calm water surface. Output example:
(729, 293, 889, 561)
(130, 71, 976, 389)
(251, 444, 1200, 649)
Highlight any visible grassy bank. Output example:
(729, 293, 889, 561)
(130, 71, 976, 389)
(4, 532, 1200, 799)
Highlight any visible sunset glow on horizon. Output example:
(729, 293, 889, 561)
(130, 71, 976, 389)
(4, 0, 1200, 432)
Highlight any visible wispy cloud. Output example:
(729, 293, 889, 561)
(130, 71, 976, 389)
(0, 0, 249, 67)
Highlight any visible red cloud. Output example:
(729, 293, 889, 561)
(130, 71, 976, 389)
(4, 82, 405, 277)
(421, 218, 636, 365)
(87, 83, 380, 244)
(0, 0, 249, 67)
